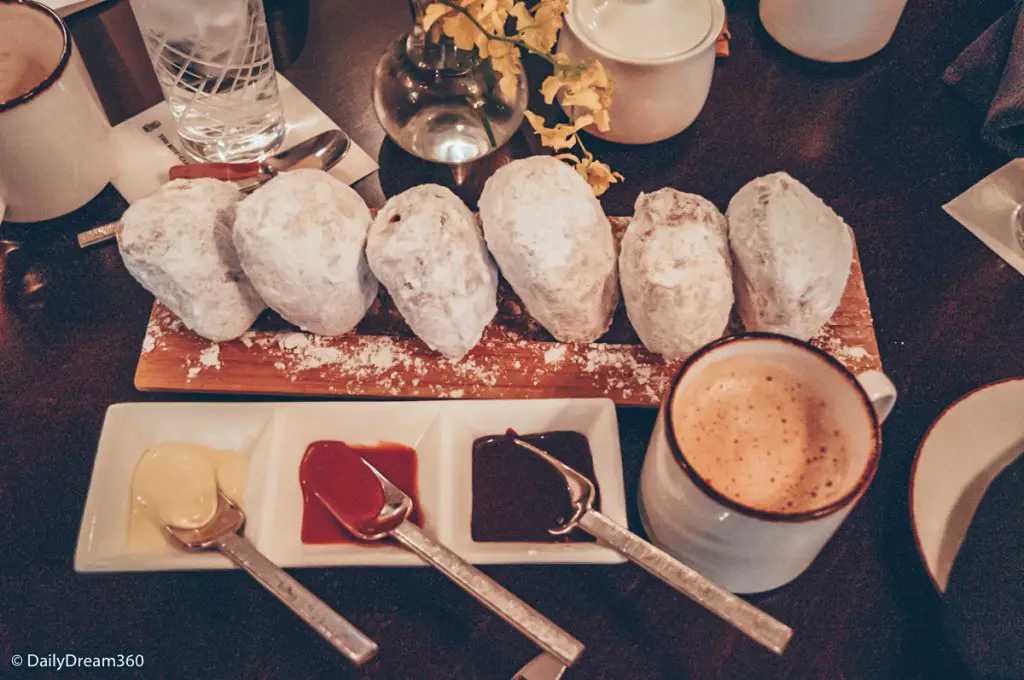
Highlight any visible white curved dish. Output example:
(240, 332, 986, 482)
(910, 378, 1024, 592)
(75, 399, 628, 572)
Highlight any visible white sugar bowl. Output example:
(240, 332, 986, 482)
(556, 0, 726, 145)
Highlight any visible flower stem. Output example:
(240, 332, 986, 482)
(473, 99, 498, 147)
(575, 132, 591, 158)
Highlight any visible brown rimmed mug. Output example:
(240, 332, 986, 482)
(638, 333, 896, 593)
(0, 0, 112, 223)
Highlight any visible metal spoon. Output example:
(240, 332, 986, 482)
(314, 461, 585, 669)
(77, 129, 351, 249)
(512, 652, 567, 680)
(166, 129, 351, 190)
(165, 491, 378, 666)
(510, 437, 794, 656)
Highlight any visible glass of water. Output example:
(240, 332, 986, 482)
(128, 0, 286, 162)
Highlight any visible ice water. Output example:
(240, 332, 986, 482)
(130, 0, 286, 162)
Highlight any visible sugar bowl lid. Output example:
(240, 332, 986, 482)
(570, 0, 716, 62)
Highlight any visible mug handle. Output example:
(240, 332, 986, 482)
(855, 369, 897, 423)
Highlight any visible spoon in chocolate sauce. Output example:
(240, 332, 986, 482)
(314, 460, 585, 669)
(163, 491, 378, 666)
(509, 437, 794, 656)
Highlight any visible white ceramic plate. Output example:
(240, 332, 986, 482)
(75, 399, 628, 572)
(910, 378, 1024, 592)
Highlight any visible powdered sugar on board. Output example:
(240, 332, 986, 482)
(134, 217, 883, 405)
(137, 309, 879, 405)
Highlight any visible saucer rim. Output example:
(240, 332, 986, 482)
(908, 376, 1024, 593)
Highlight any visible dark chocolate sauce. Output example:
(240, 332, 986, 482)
(298, 440, 422, 544)
(471, 430, 600, 543)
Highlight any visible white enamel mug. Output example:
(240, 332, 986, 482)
(0, 0, 113, 224)
(638, 333, 897, 594)
(759, 0, 909, 63)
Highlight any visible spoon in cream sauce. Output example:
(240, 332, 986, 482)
(127, 441, 378, 666)
(132, 443, 219, 530)
(129, 442, 248, 550)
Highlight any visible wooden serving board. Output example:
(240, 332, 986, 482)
(135, 218, 881, 406)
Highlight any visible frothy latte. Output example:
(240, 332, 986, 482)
(671, 355, 857, 514)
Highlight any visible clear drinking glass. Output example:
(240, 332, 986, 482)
(128, 0, 286, 162)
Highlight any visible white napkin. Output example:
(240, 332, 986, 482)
(109, 74, 378, 204)
(943, 159, 1024, 277)
(39, 0, 107, 16)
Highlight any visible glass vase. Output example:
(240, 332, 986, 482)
(371, 2, 528, 165)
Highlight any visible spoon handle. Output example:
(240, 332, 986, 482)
(77, 221, 119, 249)
(168, 161, 262, 182)
(512, 652, 568, 680)
(576, 510, 793, 655)
(391, 520, 584, 667)
(214, 532, 378, 666)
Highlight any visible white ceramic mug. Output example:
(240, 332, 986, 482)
(0, 0, 113, 224)
(759, 0, 909, 63)
(638, 333, 897, 594)
(556, 0, 726, 145)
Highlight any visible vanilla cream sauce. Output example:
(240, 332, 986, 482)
(128, 442, 249, 551)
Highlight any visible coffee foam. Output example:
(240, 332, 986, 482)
(671, 355, 858, 514)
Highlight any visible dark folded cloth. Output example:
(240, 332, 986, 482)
(942, 453, 1024, 680)
(943, 3, 1024, 155)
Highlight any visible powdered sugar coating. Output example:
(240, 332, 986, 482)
(478, 156, 618, 342)
(233, 169, 378, 336)
(620, 189, 733, 359)
(727, 172, 853, 341)
(117, 178, 265, 342)
(368, 185, 498, 358)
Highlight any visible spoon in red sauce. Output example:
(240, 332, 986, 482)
(300, 440, 394, 540)
(303, 444, 584, 669)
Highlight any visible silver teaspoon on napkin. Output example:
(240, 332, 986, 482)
(164, 491, 378, 666)
(510, 437, 794, 655)
(315, 461, 586, 669)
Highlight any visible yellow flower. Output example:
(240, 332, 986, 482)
(524, 111, 593, 151)
(540, 75, 564, 104)
(442, 11, 479, 50)
(476, 0, 513, 33)
(510, 2, 532, 26)
(511, 0, 565, 53)
(565, 155, 624, 196)
(489, 48, 522, 100)
(561, 88, 601, 111)
(591, 108, 611, 132)
(541, 59, 613, 132)
(578, 59, 609, 89)
(421, 3, 451, 31)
